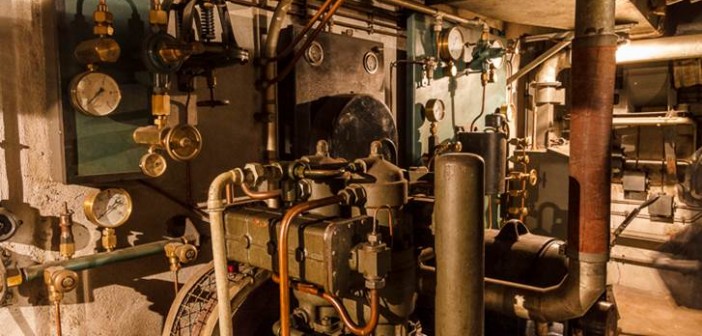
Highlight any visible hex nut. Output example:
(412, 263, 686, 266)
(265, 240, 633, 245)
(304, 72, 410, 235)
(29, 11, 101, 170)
(149, 10, 168, 25)
(93, 25, 115, 36)
(93, 11, 113, 24)
(244, 163, 266, 186)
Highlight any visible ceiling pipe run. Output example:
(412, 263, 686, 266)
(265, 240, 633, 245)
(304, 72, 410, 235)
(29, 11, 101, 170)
(485, 0, 617, 322)
(617, 34, 702, 64)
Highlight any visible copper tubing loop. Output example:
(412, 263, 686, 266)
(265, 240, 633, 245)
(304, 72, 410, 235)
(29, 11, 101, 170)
(269, 0, 336, 61)
(272, 275, 380, 336)
(268, 0, 347, 84)
(240, 183, 282, 200)
(277, 195, 345, 336)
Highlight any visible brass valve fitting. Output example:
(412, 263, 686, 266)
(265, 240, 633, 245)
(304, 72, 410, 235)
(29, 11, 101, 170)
(44, 267, 79, 304)
(352, 233, 391, 290)
(102, 228, 117, 252)
(164, 242, 198, 272)
(58, 203, 75, 259)
(93, 3, 115, 37)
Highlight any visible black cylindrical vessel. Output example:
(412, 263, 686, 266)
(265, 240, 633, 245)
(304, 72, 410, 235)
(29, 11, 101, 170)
(457, 132, 507, 195)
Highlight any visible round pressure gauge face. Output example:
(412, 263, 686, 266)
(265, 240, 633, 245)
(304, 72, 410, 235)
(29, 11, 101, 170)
(139, 151, 167, 178)
(83, 188, 133, 228)
(439, 27, 465, 62)
(304, 41, 324, 67)
(70, 71, 122, 116)
(425, 99, 446, 122)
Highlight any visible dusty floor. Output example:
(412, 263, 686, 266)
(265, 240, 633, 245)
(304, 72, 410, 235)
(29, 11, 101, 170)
(616, 284, 702, 336)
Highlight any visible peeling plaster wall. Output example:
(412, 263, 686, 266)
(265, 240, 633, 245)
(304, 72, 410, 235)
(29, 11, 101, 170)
(0, 0, 400, 335)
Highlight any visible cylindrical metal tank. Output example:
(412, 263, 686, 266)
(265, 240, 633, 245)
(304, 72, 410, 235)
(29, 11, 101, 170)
(435, 153, 484, 336)
(457, 131, 507, 195)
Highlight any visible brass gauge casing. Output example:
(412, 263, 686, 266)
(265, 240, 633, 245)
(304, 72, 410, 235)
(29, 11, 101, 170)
(438, 27, 465, 62)
(164, 124, 203, 162)
(140, 151, 168, 177)
(69, 70, 122, 117)
(83, 188, 133, 228)
(425, 99, 446, 122)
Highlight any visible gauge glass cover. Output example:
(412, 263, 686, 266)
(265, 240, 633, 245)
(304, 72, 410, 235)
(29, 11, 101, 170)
(70, 71, 122, 116)
(84, 188, 133, 228)
(140, 152, 168, 177)
(425, 99, 446, 122)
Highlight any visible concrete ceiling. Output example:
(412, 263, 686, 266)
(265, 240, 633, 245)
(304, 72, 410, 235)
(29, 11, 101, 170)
(428, 0, 661, 37)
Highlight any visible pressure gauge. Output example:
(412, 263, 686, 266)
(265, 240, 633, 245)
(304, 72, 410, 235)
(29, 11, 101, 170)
(304, 41, 324, 67)
(425, 99, 446, 122)
(83, 188, 133, 228)
(489, 39, 506, 69)
(70, 70, 122, 116)
(139, 151, 168, 177)
(438, 27, 465, 62)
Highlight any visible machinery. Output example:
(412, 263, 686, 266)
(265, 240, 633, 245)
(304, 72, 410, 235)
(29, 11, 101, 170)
(5, 0, 702, 335)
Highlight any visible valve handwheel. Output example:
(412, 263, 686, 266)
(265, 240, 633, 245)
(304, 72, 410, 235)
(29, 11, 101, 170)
(164, 124, 203, 162)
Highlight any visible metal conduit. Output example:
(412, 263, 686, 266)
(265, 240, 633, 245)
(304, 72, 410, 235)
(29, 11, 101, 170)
(617, 34, 702, 64)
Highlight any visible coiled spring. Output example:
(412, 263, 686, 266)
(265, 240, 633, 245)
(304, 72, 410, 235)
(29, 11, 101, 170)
(200, 2, 215, 41)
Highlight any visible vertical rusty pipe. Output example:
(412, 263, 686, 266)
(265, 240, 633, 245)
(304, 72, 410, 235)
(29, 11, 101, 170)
(435, 153, 484, 336)
(484, 0, 616, 321)
(567, 0, 617, 259)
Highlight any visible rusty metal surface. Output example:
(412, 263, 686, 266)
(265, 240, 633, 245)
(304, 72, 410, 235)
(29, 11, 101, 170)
(567, 42, 617, 256)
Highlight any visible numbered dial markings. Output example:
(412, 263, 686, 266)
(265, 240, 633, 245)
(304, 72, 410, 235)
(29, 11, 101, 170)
(70, 71, 122, 116)
(83, 188, 133, 228)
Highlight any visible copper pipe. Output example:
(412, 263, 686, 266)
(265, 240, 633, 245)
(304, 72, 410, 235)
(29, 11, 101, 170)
(240, 183, 282, 200)
(278, 195, 345, 336)
(269, 0, 336, 61)
(268, 0, 346, 85)
(54, 301, 62, 336)
(275, 276, 379, 336)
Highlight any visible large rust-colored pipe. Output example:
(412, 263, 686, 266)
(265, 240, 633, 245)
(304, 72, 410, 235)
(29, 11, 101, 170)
(484, 0, 616, 321)
(567, 0, 617, 258)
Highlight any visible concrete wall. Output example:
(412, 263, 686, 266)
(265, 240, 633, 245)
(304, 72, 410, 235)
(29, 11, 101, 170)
(0, 0, 400, 335)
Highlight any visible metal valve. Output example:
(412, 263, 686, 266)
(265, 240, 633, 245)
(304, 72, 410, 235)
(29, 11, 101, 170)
(134, 123, 203, 177)
(44, 266, 79, 336)
(58, 203, 75, 259)
(164, 242, 198, 295)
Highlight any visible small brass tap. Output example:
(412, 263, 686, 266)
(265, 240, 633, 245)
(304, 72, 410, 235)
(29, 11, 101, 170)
(58, 203, 75, 260)
(164, 242, 198, 295)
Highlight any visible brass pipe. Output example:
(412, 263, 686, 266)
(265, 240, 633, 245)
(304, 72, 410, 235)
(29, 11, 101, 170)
(240, 183, 282, 200)
(54, 301, 62, 336)
(376, 0, 482, 26)
(278, 195, 345, 336)
(274, 276, 380, 336)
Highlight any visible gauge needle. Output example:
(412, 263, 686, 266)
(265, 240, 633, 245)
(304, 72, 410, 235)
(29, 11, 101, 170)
(97, 198, 123, 220)
(88, 87, 105, 105)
